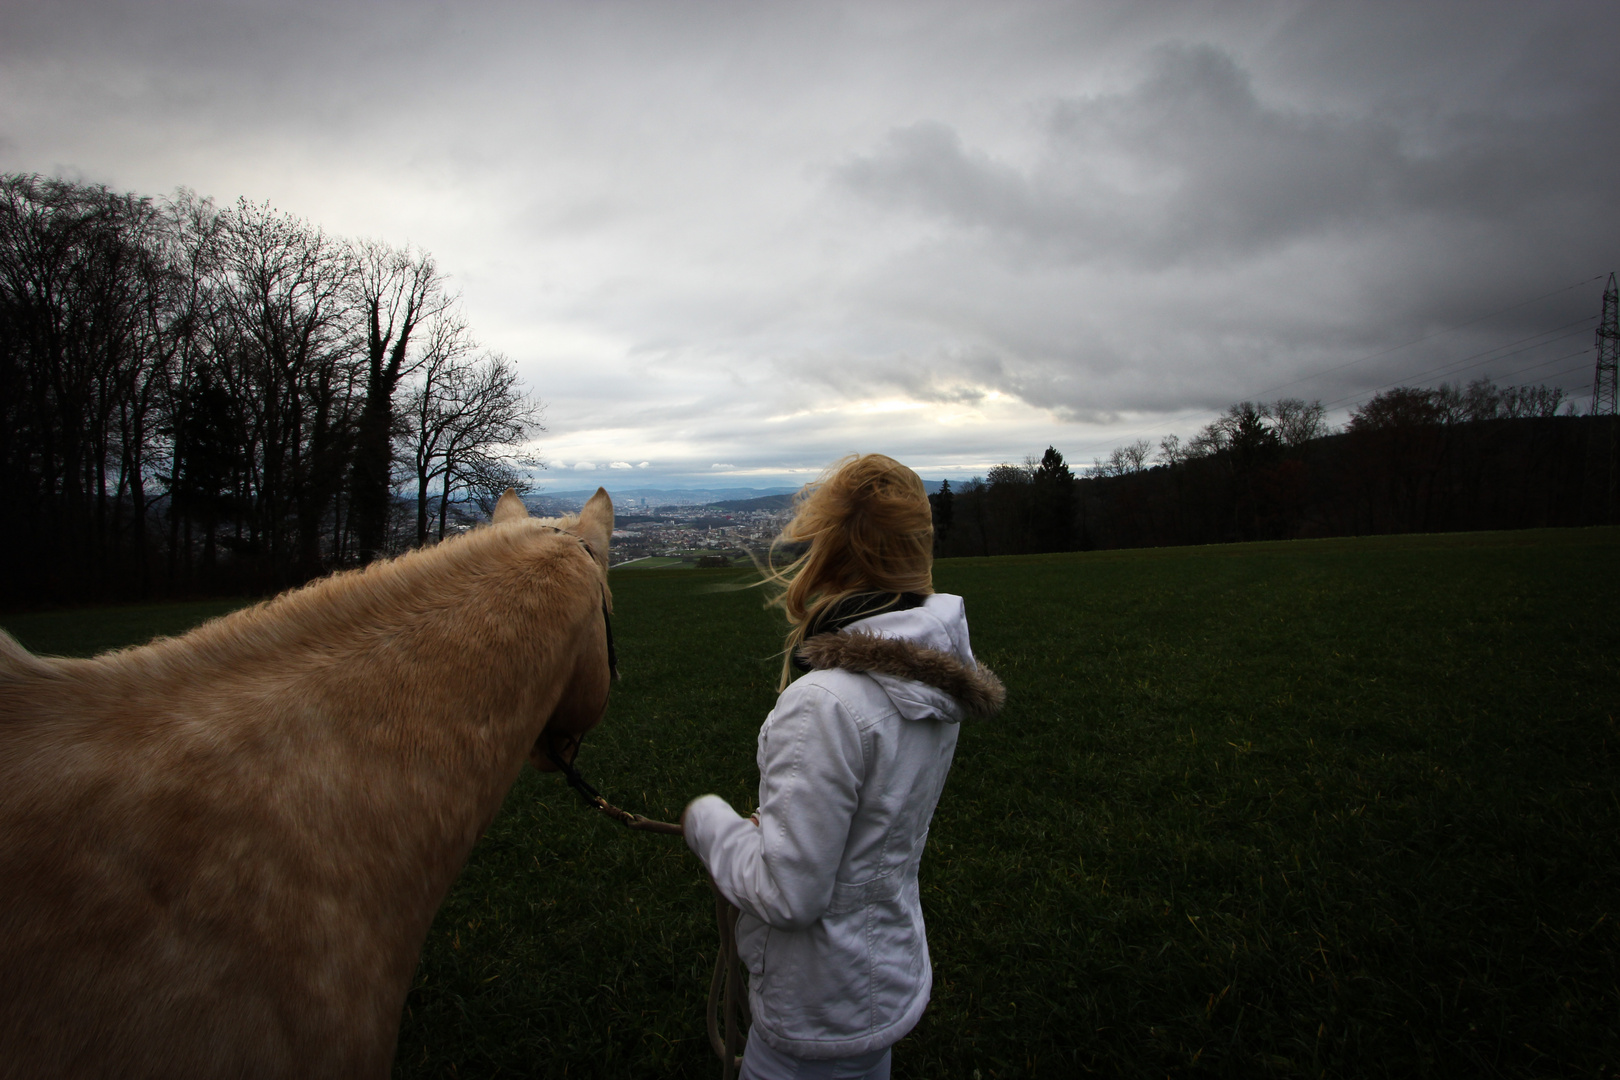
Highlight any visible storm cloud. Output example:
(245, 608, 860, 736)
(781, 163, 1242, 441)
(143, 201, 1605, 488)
(841, 42, 1617, 266)
(3, 1, 1616, 483)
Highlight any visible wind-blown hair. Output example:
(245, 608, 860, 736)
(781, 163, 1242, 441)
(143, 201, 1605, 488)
(763, 454, 934, 689)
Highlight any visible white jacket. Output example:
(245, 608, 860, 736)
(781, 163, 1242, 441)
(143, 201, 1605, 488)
(683, 594, 1004, 1059)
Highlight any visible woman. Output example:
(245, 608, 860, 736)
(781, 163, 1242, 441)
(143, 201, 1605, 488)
(684, 454, 1004, 1080)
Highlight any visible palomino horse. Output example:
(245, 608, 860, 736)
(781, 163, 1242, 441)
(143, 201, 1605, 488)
(0, 488, 614, 1078)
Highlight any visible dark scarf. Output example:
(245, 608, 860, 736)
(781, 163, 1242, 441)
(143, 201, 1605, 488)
(791, 592, 929, 672)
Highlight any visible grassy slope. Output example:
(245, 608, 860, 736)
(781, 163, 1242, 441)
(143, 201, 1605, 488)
(914, 531, 1618, 1079)
(1, 598, 248, 657)
(4, 529, 1616, 1078)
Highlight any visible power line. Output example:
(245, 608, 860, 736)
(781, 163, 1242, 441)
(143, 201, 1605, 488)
(1243, 274, 1607, 402)
(1493, 348, 1598, 385)
(1506, 364, 1596, 389)
(1367, 317, 1592, 385)
(1316, 326, 1595, 412)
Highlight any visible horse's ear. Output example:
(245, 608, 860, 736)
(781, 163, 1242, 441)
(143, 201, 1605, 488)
(492, 488, 530, 524)
(573, 487, 613, 560)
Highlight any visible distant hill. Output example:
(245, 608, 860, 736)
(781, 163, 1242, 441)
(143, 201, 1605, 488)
(705, 493, 796, 512)
(527, 485, 798, 513)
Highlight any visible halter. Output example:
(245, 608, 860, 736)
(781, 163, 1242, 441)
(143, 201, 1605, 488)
(539, 525, 679, 834)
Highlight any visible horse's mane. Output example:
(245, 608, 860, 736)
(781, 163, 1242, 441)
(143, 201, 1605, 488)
(0, 629, 55, 681)
(85, 514, 597, 682)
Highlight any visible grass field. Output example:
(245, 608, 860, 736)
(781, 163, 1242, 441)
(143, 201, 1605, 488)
(4, 529, 1617, 1078)
(613, 555, 697, 570)
(0, 598, 248, 657)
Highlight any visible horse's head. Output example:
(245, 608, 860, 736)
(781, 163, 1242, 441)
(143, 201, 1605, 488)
(487, 487, 617, 774)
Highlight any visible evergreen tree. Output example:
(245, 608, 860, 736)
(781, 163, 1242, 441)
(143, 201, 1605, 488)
(928, 478, 954, 552)
(1032, 446, 1077, 552)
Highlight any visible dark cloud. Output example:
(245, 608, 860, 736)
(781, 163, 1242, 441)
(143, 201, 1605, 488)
(820, 22, 1620, 431)
(841, 42, 1620, 270)
(4, 2, 1619, 482)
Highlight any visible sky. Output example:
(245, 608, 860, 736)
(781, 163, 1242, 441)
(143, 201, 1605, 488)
(3, 1, 1617, 489)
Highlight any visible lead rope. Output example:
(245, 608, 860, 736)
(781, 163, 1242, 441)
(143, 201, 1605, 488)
(547, 746, 746, 1076)
(706, 878, 750, 1079)
(548, 534, 746, 1075)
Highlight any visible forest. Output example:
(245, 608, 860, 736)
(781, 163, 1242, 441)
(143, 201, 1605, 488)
(0, 174, 538, 605)
(932, 390, 1618, 557)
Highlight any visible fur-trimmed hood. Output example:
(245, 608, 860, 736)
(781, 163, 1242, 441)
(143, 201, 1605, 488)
(794, 593, 1004, 722)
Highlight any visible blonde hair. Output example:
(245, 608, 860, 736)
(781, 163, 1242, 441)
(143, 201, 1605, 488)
(762, 454, 934, 689)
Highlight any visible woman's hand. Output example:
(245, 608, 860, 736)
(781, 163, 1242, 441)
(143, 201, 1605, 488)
(680, 798, 758, 833)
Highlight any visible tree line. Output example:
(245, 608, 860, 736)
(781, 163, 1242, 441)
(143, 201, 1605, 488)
(931, 383, 1618, 557)
(0, 174, 539, 604)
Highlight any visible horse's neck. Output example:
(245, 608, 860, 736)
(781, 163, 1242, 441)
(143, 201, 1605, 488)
(149, 541, 588, 892)
(289, 566, 571, 803)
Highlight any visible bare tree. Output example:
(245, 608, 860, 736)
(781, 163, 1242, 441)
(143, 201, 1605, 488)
(1118, 439, 1153, 473)
(1264, 398, 1329, 447)
(398, 309, 476, 545)
(0, 173, 541, 600)
(1355, 380, 1566, 429)
(348, 239, 449, 563)
(1184, 428, 1224, 459)
(1432, 383, 1470, 424)
(463, 457, 535, 519)
(1348, 387, 1450, 430)
(213, 199, 358, 581)
(1499, 383, 1565, 418)
(399, 341, 543, 543)
(156, 190, 228, 584)
(986, 462, 1032, 486)
(112, 194, 192, 593)
(1463, 378, 1503, 422)
(1156, 434, 1187, 468)
(0, 176, 174, 596)
(1093, 439, 1153, 477)
(440, 354, 543, 537)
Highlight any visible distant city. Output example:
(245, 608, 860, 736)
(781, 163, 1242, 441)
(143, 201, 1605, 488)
(527, 486, 798, 513)
(527, 481, 948, 514)
(520, 483, 945, 568)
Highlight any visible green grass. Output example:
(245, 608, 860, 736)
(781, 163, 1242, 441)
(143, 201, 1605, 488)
(0, 598, 250, 657)
(4, 530, 1617, 1078)
(614, 555, 695, 570)
(615, 553, 748, 571)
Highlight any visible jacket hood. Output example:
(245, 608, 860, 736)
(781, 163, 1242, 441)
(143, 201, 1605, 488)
(795, 593, 1004, 722)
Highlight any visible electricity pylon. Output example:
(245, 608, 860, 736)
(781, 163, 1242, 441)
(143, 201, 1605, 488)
(1595, 271, 1619, 415)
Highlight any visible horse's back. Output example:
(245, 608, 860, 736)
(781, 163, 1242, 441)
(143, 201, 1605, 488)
(0, 509, 615, 1077)
(0, 641, 401, 1079)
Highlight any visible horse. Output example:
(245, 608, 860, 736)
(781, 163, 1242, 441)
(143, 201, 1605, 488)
(0, 488, 614, 1078)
